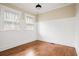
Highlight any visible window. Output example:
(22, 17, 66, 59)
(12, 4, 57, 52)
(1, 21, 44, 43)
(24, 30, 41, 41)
(24, 14, 35, 30)
(0, 5, 21, 31)
(0, 5, 35, 31)
(3, 11, 21, 31)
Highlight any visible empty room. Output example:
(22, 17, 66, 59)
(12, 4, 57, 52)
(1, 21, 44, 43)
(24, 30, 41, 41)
(0, 3, 79, 56)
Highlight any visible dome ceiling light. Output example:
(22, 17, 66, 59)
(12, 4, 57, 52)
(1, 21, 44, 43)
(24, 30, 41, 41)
(35, 3, 42, 9)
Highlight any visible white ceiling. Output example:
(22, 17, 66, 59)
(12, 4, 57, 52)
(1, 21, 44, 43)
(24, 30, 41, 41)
(11, 3, 71, 15)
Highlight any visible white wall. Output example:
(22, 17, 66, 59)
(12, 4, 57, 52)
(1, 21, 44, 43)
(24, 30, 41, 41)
(75, 18, 79, 55)
(75, 4, 79, 55)
(38, 17, 76, 47)
(0, 30, 37, 51)
(0, 4, 37, 52)
(38, 4, 79, 55)
(38, 4, 76, 47)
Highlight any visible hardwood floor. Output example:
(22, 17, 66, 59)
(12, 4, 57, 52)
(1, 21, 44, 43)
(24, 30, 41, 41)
(0, 40, 77, 56)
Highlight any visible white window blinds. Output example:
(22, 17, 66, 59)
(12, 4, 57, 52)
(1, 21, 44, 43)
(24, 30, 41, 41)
(0, 5, 21, 31)
(24, 14, 35, 30)
(0, 5, 35, 31)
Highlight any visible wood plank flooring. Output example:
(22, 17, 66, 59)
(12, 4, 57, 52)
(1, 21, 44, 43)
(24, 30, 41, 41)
(0, 40, 77, 56)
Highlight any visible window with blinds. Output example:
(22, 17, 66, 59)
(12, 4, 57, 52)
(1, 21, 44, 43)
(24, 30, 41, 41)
(3, 11, 21, 31)
(0, 5, 35, 31)
(24, 14, 35, 30)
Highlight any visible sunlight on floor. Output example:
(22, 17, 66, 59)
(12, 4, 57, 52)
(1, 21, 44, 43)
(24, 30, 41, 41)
(25, 49, 35, 56)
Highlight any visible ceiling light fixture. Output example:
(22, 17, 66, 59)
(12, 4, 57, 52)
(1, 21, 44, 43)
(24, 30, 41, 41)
(35, 3, 42, 9)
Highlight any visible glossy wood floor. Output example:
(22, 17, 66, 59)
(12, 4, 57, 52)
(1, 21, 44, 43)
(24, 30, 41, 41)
(0, 40, 77, 56)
